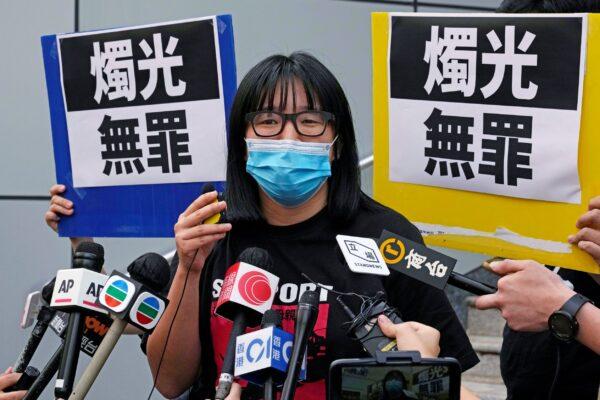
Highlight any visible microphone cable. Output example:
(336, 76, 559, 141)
(300, 272, 399, 343)
(146, 248, 199, 400)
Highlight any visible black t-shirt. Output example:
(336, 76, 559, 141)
(500, 268, 600, 400)
(192, 197, 478, 399)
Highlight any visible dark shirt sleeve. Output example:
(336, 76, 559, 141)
(380, 210, 479, 372)
(385, 273, 480, 372)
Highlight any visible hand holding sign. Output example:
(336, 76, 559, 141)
(569, 195, 600, 265)
(44, 184, 92, 251)
(174, 190, 231, 272)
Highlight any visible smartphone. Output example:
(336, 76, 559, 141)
(329, 355, 461, 400)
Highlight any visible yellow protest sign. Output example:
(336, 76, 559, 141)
(373, 12, 600, 273)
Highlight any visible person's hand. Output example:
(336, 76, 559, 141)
(45, 184, 92, 250)
(569, 195, 600, 265)
(224, 382, 242, 400)
(45, 184, 73, 233)
(0, 367, 25, 400)
(475, 260, 575, 331)
(378, 316, 441, 358)
(174, 190, 231, 273)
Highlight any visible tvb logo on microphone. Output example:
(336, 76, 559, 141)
(98, 270, 169, 332)
(234, 326, 306, 385)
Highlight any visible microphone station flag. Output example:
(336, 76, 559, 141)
(234, 326, 306, 385)
(50, 269, 108, 315)
(377, 230, 456, 290)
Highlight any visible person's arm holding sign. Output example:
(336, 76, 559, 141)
(44, 184, 92, 251)
(146, 191, 231, 398)
(568, 195, 600, 265)
(475, 260, 600, 354)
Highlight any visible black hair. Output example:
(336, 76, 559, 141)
(497, 0, 600, 12)
(224, 52, 362, 224)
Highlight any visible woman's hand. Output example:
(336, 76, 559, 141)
(0, 367, 25, 400)
(44, 184, 92, 250)
(378, 316, 441, 358)
(174, 191, 232, 272)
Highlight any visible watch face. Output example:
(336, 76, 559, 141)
(549, 312, 575, 341)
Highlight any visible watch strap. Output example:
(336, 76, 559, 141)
(561, 293, 591, 318)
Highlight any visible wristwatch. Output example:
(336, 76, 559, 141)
(548, 293, 591, 342)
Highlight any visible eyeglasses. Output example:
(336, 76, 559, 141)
(245, 110, 335, 137)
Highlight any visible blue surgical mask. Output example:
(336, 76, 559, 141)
(245, 137, 338, 208)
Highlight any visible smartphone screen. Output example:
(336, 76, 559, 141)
(340, 364, 453, 400)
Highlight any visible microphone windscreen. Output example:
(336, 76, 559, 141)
(201, 182, 216, 194)
(261, 309, 282, 328)
(299, 290, 319, 308)
(41, 278, 56, 304)
(237, 247, 273, 272)
(75, 242, 105, 259)
(127, 253, 171, 292)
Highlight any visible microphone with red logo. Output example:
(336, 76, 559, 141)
(54, 242, 105, 399)
(280, 290, 320, 400)
(214, 248, 280, 400)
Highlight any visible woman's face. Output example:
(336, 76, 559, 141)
(245, 79, 336, 145)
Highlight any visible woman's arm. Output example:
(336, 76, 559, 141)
(146, 191, 231, 398)
(146, 265, 203, 398)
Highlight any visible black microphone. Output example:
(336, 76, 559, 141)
(55, 242, 104, 399)
(262, 310, 283, 400)
(280, 290, 320, 400)
(214, 248, 278, 400)
(13, 279, 57, 373)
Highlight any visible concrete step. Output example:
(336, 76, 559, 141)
(463, 335, 503, 384)
(462, 379, 507, 400)
(465, 296, 505, 338)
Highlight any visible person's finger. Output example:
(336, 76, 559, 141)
(49, 184, 66, 196)
(588, 195, 600, 211)
(176, 223, 232, 241)
(50, 204, 74, 216)
(0, 391, 28, 400)
(405, 321, 440, 341)
(568, 227, 600, 246)
(474, 293, 501, 310)
(180, 191, 218, 218)
(576, 209, 600, 230)
(2, 366, 11, 375)
(177, 233, 226, 253)
(224, 382, 242, 400)
(377, 314, 398, 339)
(577, 240, 600, 262)
(177, 201, 226, 229)
(50, 195, 73, 209)
(488, 259, 528, 275)
(0, 372, 21, 391)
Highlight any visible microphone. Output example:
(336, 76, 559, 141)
(13, 279, 57, 373)
(214, 248, 279, 400)
(377, 230, 496, 295)
(68, 253, 170, 400)
(262, 310, 282, 400)
(280, 290, 320, 400)
(233, 310, 307, 399)
(54, 242, 105, 399)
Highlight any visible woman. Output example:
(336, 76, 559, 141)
(145, 52, 478, 399)
(46, 52, 478, 399)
